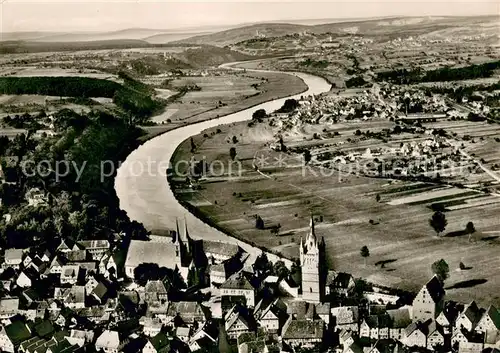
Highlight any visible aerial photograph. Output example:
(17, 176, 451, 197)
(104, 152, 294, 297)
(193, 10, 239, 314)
(0, 0, 499, 352)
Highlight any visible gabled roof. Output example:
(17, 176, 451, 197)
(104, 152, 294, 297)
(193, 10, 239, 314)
(92, 282, 108, 300)
(461, 301, 482, 326)
(364, 314, 391, 328)
(282, 319, 324, 340)
(225, 305, 256, 332)
(387, 307, 412, 329)
(145, 280, 168, 294)
(482, 305, 500, 330)
(202, 240, 240, 258)
(422, 276, 445, 303)
(331, 306, 359, 325)
(96, 330, 120, 349)
(4, 248, 23, 263)
(4, 320, 32, 345)
(149, 332, 170, 352)
(220, 271, 254, 291)
(167, 301, 208, 323)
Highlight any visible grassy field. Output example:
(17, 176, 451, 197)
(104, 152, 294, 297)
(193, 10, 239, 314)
(171, 116, 500, 306)
(141, 69, 308, 139)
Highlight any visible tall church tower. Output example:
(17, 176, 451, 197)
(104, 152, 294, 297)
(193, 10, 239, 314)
(300, 216, 322, 303)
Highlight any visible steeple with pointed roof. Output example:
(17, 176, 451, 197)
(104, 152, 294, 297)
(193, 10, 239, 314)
(300, 215, 323, 303)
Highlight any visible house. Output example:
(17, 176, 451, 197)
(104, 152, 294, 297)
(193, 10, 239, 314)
(339, 329, 356, 347)
(475, 305, 500, 333)
(139, 317, 163, 337)
(188, 321, 218, 352)
(253, 298, 288, 333)
(225, 304, 257, 339)
(144, 280, 169, 304)
(143, 332, 170, 353)
(57, 239, 76, 253)
(282, 319, 325, 348)
(176, 327, 191, 343)
(25, 188, 48, 207)
(456, 301, 483, 332)
(91, 282, 109, 303)
(220, 271, 256, 308)
(344, 341, 364, 353)
(315, 303, 331, 325)
(202, 240, 242, 264)
(208, 263, 228, 288)
(325, 271, 356, 297)
(412, 276, 445, 322)
(85, 276, 99, 294)
(60, 265, 81, 285)
(165, 301, 209, 327)
(0, 298, 20, 319)
(95, 330, 126, 353)
(368, 339, 405, 353)
(427, 320, 445, 350)
(3, 249, 23, 269)
(77, 240, 110, 260)
(64, 286, 86, 309)
(47, 256, 65, 275)
(360, 314, 391, 340)
(452, 327, 485, 353)
(402, 321, 427, 348)
(387, 307, 412, 341)
(331, 306, 359, 332)
(0, 321, 32, 352)
(16, 269, 38, 288)
(437, 302, 461, 334)
(65, 329, 94, 347)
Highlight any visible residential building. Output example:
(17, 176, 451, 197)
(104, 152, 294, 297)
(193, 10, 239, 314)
(412, 276, 445, 322)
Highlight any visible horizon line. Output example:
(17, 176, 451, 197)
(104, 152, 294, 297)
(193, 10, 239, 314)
(2, 13, 497, 35)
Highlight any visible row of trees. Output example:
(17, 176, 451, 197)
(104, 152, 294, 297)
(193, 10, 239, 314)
(377, 60, 500, 84)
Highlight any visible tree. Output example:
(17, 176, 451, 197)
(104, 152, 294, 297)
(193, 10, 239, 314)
(190, 137, 196, 153)
(375, 194, 381, 202)
(252, 109, 267, 122)
(429, 211, 447, 236)
(254, 253, 272, 276)
(273, 260, 290, 280)
(431, 259, 450, 282)
(232, 136, 238, 144)
(304, 150, 311, 165)
(360, 245, 370, 266)
(229, 147, 237, 161)
(255, 215, 264, 230)
(466, 221, 476, 242)
(278, 99, 299, 113)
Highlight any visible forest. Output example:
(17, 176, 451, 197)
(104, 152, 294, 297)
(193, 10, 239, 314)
(0, 75, 165, 120)
(0, 109, 149, 250)
(376, 60, 500, 84)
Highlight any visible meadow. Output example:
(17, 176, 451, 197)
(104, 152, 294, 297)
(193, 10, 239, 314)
(171, 115, 500, 306)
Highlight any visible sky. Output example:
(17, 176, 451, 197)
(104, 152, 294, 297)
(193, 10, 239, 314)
(1, 0, 498, 33)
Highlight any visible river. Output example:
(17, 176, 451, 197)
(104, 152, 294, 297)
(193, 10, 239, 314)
(114, 65, 331, 260)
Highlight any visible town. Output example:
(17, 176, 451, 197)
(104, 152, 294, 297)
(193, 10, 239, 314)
(0, 214, 498, 353)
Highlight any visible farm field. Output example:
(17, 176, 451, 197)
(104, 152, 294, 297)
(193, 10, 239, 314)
(172, 115, 500, 306)
(144, 69, 308, 135)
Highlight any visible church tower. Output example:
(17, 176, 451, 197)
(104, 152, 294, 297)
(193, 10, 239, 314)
(300, 216, 322, 303)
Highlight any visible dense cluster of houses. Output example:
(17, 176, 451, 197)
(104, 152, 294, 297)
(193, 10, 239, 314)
(0, 216, 499, 353)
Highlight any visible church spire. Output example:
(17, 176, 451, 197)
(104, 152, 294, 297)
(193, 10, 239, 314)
(307, 215, 317, 243)
(184, 216, 191, 253)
